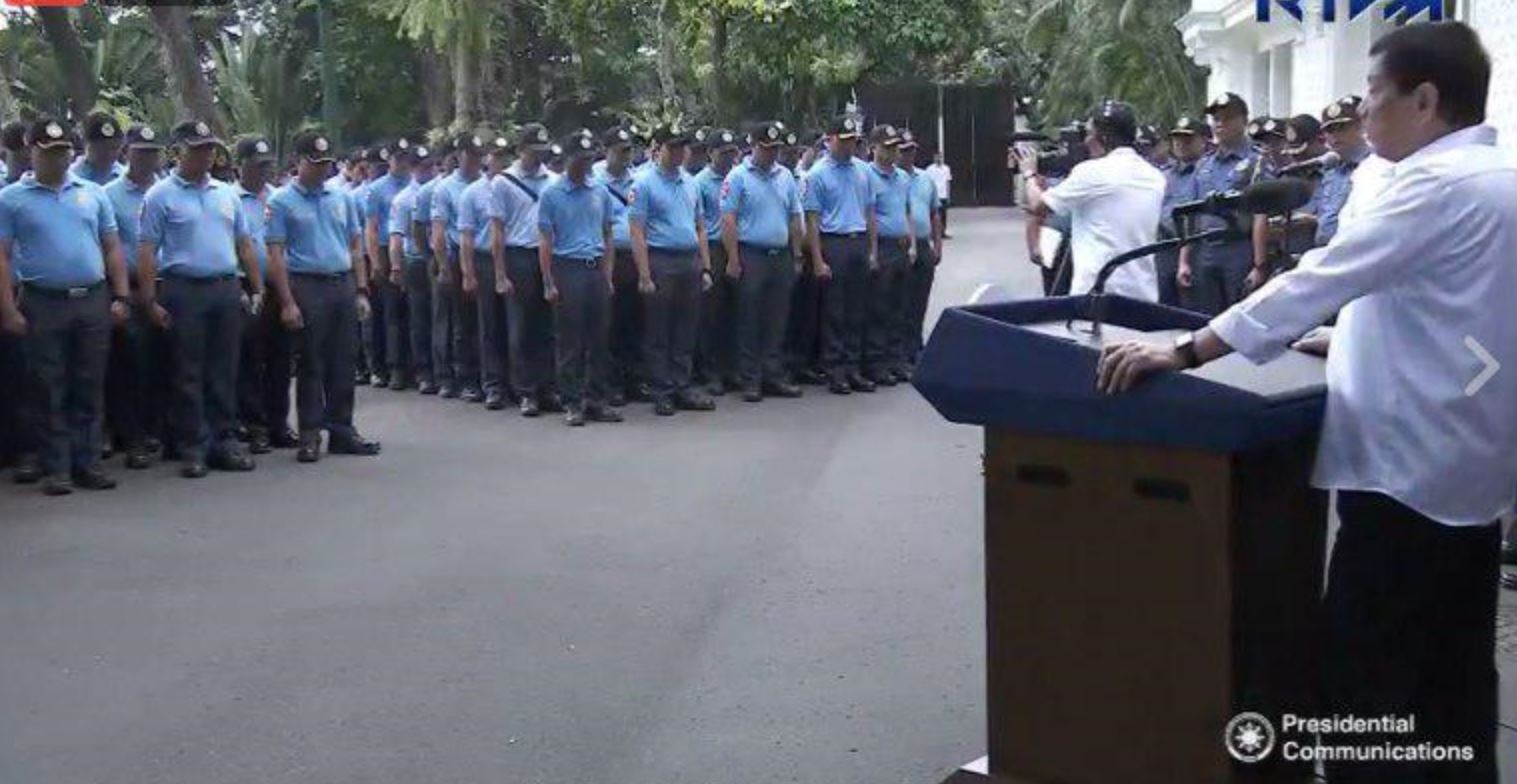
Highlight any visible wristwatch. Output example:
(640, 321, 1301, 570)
(1173, 331, 1200, 370)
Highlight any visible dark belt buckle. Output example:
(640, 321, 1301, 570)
(66, 286, 90, 300)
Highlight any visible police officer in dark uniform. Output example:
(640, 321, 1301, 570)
(693, 127, 741, 395)
(803, 115, 879, 395)
(1306, 95, 1370, 249)
(71, 112, 126, 186)
(863, 123, 914, 388)
(897, 129, 940, 378)
(366, 138, 415, 391)
(722, 120, 805, 402)
(264, 129, 381, 463)
(387, 142, 439, 394)
(629, 124, 716, 416)
(1155, 116, 1209, 308)
(539, 130, 622, 426)
(232, 134, 296, 454)
(102, 124, 166, 468)
(0, 116, 132, 495)
(138, 120, 263, 479)
(430, 132, 486, 402)
(1176, 92, 1262, 315)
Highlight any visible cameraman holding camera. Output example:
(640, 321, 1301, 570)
(1016, 101, 1165, 301)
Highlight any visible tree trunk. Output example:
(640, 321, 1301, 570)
(148, 6, 225, 136)
(655, 0, 681, 112)
(451, 31, 476, 129)
(707, 10, 729, 117)
(418, 45, 453, 130)
(37, 8, 96, 117)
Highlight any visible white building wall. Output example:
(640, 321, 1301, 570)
(1180, 0, 1517, 150)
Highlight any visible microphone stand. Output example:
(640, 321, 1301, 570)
(1077, 225, 1236, 339)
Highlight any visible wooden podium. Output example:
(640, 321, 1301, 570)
(914, 296, 1328, 784)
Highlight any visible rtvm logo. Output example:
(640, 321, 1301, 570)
(1257, 0, 1446, 22)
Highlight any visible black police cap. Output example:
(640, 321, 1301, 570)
(1205, 92, 1249, 117)
(749, 121, 787, 148)
(125, 124, 164, 150)
(1285, 114, 1322, 151)
(649, 124, 691, 146)
(235, 135, 276, 163)
(514, 123, 553, 150)
(451, 132, 486, 155)
(171, 119, 221, 148)
(689, 126, 715, 148)
(601, 125, 637, 148)
(709, 128, 739, 151)
(1169, 115, 1211, 138)
(365, 143, 391, 164)
(82, 112, 123, 143)
(826, 116, 861, 139)
(898, 129, 920, 150)
(26, 117, 75, 150)
(868, 124, 901, 146)
(1322, 96, 1364, 129)
(291, 129, 338, 163)
(559, 130, 599, 158)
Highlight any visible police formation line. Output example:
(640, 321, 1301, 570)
(0, 113, 946, 495)
(1029, 90, 1370, 315)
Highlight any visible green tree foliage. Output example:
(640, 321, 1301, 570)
(3, 0, 1207, 143)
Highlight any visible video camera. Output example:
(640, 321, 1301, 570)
(1009, 122, 1088, 180)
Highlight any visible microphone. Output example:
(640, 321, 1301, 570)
(1170, 179, 1314, 220)
(1277, 151, 1341, 177)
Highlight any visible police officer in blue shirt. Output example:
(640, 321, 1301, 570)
(862, 123, 915, 388)
(388, 143, 439, 395)
(230, 135, 295, 456)
(1155, 116, 1209, 308)
(1176, 92, 1263, 315)
(491, 123, 561, 417)
(265, 129, 381, 464)
(413, 148, 452, 394)
(138, 120, 263, 479)
(459, 132, 516, 410)
(353, 144, 391, 387)
(721, 120, 805, 403)
(70, 112, 126, 186)
(539, 130, 622, 427)
(102, 124, 166, 469)
(1310, 96, 1370, 248)
(803, 115, 879, 395)
(595, 125, 645, 407)
(430, 132, 486, 402)
(0, 116, 133, 495)
(897, 130, 941, 377)
(694, 127, 741, 395)
(630, 123, 716, 416)
(365, 138, 416, 392)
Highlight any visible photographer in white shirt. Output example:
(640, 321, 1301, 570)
(1015, 100, 1166, 302)
(1099, 23, 1515, 782)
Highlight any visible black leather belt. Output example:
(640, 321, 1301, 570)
(291, 270, 351, 280)
(553, 255, 600, 268)
(22, 281, 104, 299)
(741, 243, 788, 257)
(821, 231, 865, 239)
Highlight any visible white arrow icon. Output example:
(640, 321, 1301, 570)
(1465, 335, 1500, 396)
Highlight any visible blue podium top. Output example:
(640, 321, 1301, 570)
(912, 295, 1326, 453)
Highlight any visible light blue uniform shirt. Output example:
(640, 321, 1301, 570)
(457, 176, 497, 251)
(414, 176, 439, 229)
(538, 176, 612, 261)
(431, 170, 481, 249)
(905, 168, 936, 240)
(140, 171, 248, 278)
(265, 180, 360, 274)
(102, 174, 155, 252)
(801, 154, 876, 234)
(1307, 145, 1369, 247)
(866, 163, 911, 239)
(720, 159, 801, 249)
(0, 173, 116, 288)
(490, 163, 555, 249)
(693, 165, 729, 243)
(365, 171, 410, 238)
(235, 183, 271, 272)
(70, 158, 125, 187)
(629, 165, 703, 252)
(389, 179, 430, 264)
(594, 164, 636, 251)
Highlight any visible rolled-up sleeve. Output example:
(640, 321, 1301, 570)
(1210, 169, 1444, 363)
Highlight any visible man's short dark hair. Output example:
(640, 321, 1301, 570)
(1369, 22, 1489, 128)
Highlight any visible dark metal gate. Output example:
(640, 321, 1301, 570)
(858, 81, 1017, 207)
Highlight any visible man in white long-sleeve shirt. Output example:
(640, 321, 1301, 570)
(1099, 23, 1512, 782)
